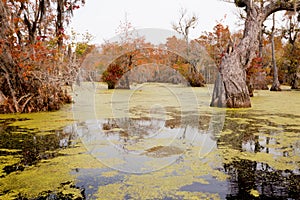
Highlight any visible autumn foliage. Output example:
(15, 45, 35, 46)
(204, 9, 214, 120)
(0, 0, 84, 113)
(101, 46, 206, 89)
(102, 64, 126, 89)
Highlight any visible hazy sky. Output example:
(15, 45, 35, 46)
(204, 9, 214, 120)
(70, 0, 241, 44)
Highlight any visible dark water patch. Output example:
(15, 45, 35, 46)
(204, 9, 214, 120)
(72, 168, 125, 199)
(1, 164, 25, 177)
(14, 181, 85, 200)
(180, 175, 229, 199)
(1, 130, 61, 166)
(0, 149, 21, 156)
(224, 159, 300, 200)
(222, 111, 300, 148)
(218, 110, 300, 199)
(0, 118, 30, 126)
(0, 121, 79, 176)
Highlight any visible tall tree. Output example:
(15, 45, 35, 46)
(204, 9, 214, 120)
(270, 13, 281, 91)
(211, 0, 300, 108)
(282, 10, 300, 89)
(172, 8, 198, 61)
(56, 0, 85, 51)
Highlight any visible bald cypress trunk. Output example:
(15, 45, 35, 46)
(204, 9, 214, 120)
(270, 14, 281, 91)
(291, 61, 300, 89)
(210, 0, 300, 107)
(211, 5, 262, 108)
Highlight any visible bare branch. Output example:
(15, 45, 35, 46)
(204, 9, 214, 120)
(20, 95, 34, 113)
(264, 0, 300, 20)
(172, 8, 198, 40)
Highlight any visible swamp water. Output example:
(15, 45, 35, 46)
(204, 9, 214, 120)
(0, 83, 299, 199)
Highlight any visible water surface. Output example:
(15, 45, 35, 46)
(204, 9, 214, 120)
(0, 83, 299, 199)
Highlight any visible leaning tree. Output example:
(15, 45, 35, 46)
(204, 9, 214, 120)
(211, 0, 300, 108)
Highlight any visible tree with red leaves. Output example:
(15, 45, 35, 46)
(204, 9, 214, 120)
(0, 0, 84, 113)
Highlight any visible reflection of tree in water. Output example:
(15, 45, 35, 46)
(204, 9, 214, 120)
(225, 160, 299, 199)
(100, 117, 181, 155)
(0, 119, 78, 176)
(98, 113, 219, 158)
(102, 117, 164, 139)
(101, 113, 212, 139)
(219, 111, 300, 199)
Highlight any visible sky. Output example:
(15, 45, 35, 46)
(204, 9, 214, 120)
(70, 0, 241, 45)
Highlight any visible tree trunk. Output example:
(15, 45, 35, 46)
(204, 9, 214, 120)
(210, 73, 226, 107)
(0, 1, 19, 112)
(211, 6, 262, 108)
(116, 75, 130, 89)
(270, 14, 281, 91)
(108, 83, 115, 89)
(291, 70, 299, 89)
(211, 50, 252, 108)
(210, 0, 300, 107)
(255, 23, 269, 90)
(56, 0, 64, 51)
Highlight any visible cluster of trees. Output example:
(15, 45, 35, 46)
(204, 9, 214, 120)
(198, 11, 300, 95)
(101, 43, 206, 89)
(0, 0, 91, 113)
(89, 18, 209, 89)
(272, 11, 300, 89)
(97, 0, 300, 108)
(1, 0, 300, 113)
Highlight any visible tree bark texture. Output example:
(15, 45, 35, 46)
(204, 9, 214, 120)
(270, 14, 281, 91)
(291, 70, 300, 89)
(211, 0, 300, 108)
(211, 2, 261, 108)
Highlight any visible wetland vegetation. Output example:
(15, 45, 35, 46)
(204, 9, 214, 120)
(0, 83, 299, 199)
